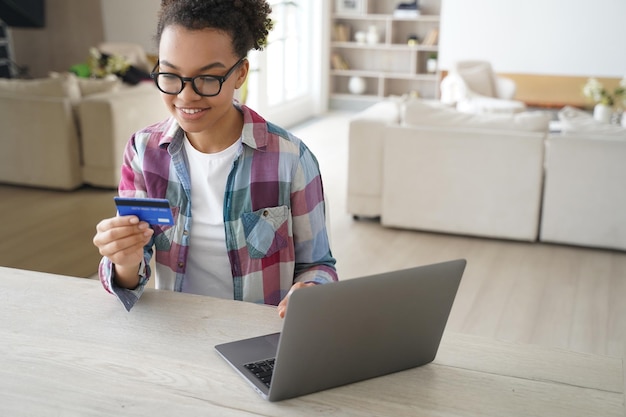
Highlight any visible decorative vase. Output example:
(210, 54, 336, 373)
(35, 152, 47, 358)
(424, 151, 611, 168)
(593, 103, 612, 124)
(348, 76, 366, 95)
(366, 25, 379, 45)
(354, 31, 366, 44)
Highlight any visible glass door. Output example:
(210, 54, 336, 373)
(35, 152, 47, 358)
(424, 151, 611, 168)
(243, 0, 324, 128)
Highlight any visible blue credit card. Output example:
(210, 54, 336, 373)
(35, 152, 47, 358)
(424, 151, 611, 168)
(114, 197, 174, 225)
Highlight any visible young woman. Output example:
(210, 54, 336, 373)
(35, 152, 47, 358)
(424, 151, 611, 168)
(93, 0, 337, 317)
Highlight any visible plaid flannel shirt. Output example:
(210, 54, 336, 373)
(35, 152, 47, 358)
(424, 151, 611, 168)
(99, 103, 337, 311)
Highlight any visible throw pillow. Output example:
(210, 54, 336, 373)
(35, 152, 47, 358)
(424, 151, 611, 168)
(456, 62, 495, 97)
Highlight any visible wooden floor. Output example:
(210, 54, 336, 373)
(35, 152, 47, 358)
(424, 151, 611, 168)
(1, 111, 625, 360)
(0, 184, 116, 277)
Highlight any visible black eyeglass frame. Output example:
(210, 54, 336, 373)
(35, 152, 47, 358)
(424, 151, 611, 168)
(150, 57, 246, 97)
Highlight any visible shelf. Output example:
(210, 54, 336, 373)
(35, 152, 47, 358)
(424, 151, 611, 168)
(329, 0, 441, 108)
(331, 69, 438, 81)
(331, 41, 438, 52)
(334, 14, 440, 23)
(332, 93, 381, 101)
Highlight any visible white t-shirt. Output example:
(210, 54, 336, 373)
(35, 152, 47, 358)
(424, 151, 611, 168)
(181, 136, 240, 298)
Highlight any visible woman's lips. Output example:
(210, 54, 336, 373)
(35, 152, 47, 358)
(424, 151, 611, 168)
(177, 107, 208, 120)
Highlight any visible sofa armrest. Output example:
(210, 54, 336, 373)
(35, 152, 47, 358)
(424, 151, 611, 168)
(78, 84, 169, 188)
(0, 94, 82, 190)
(346, 101, 400, 217)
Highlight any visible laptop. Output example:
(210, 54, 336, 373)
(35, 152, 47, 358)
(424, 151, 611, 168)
(215, 258, 466, 402)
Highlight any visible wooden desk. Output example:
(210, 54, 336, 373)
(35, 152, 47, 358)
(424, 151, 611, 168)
(1, 267, 623, 416)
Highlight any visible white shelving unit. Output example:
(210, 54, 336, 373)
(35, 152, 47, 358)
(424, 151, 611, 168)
(329, 0, 441, 109)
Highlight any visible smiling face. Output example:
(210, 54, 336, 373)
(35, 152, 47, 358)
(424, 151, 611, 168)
(157, 24, 248, 151)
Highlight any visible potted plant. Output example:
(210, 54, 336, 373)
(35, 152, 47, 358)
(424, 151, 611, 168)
(426, 52, 437, 74)
(582, 77, 626, 124)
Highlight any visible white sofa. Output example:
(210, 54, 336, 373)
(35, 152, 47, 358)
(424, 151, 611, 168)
(347, 99, 551, 241)
(346, 101, 401, 217)
(540, 107, 626, 251)
(0, 73, 168, 190)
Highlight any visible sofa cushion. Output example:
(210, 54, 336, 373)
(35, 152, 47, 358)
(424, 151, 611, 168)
(402, 99, 551, 132)
(558, 106, 626, 137)
(513, 111, 553, 132)
(0, 73, 81, 103)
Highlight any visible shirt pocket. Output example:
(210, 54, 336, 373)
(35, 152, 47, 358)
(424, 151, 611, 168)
(241, 206, 290, 259)
(152, 205, 180, 251)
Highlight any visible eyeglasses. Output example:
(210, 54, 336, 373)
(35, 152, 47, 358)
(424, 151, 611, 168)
(150, 57, 246, 97)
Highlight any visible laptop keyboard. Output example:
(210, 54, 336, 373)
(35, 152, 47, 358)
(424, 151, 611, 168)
(244, 358, 276, 388)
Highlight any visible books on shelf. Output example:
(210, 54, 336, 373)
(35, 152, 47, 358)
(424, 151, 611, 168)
(333, 23, 350, 42)
(421, 28, 439, 46)
(394, 0, 420, 18)
(331, 53, 349, 70)
(393, 9, 420, 18)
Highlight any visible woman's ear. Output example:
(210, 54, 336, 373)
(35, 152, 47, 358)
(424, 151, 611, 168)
(234, 58, 249, 89)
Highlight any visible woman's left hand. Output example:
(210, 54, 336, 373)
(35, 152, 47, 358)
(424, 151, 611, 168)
(277, 282, 317, 318)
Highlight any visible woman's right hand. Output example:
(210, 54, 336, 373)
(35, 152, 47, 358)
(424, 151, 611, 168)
(93, 215, 153, 288)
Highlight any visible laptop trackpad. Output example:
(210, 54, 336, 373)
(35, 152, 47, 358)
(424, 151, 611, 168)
(258, 332, 280, 356)
(216, 332, 281, 366)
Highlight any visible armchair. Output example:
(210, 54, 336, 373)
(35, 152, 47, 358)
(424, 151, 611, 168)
(440, 60, 526, 115)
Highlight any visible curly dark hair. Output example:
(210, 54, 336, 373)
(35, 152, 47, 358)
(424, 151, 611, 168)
(156, 0, 273, 58)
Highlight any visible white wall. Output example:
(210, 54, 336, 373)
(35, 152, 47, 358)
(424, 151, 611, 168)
(99, 0, 626, 78)
(9, 0, 105, 78)
(100, 0, 160, 55)
(439, 0, 626, 77)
